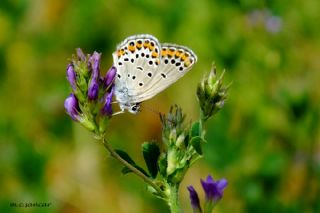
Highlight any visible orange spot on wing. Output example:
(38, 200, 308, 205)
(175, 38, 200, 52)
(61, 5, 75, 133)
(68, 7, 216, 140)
(136, 43, 142, 49)
(117, 49, 125, 57)
(151, 51, 158, 58)
(161, 48, 168, 57)
(181, 53, 188, 61)
(128, 45, 136, 52)
(143, 40, 150, 49)
(168, 48, 175, 57)
(175, 50, 183, 58)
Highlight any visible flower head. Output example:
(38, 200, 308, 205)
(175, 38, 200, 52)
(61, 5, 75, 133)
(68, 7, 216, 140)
(187, 175, 227, 213)
(201, 175, 228, 202)
(64, 93, 81, 121)
(187, 186, 202, 213)
(197, 65, 229, 121)
(65, 49, 115, 134)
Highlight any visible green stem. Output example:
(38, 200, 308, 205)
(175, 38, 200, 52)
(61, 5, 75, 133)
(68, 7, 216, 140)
(168, 184, 181, 213)
(101, 137, 166, 198)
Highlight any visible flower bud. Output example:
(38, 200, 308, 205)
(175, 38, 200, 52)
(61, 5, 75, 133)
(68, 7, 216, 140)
(201, 175, 228, 211)
(76, 48, 86, 61)
(187, 186, 202, 213)
(176, 133, 185, 148)
(166, 149, 177, 176)
(169, 128, 177, 145)
(104, 66, 117, 88)
(197, 66, 229, 122)
(101, 85, 114, 116)
(66, 64, 76, 89)
(87, 52, 101, 100)
(64, 93, 81, 121)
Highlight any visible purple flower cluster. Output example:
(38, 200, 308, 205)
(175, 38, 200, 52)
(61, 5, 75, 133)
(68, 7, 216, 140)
(187, 175, 227, 213)
(64, 48, 116, 133)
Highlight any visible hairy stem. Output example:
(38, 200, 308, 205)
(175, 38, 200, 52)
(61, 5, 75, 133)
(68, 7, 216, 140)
(168, 183, 181, 213)
(102, 137, 166, 198)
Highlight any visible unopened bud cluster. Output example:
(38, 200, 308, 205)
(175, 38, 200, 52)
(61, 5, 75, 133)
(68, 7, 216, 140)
(159, 106, 205, 184)
(197, 65, 230, 122)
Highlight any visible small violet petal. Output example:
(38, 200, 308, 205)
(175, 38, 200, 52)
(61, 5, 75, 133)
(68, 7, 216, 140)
(201, 175, 227, 202)
(102, 85, 114, 116)
(64, 94, 80, 121)
(76, 48, 86, 61)
(104, 66, 117, 88)
(88, 52, 101, 100)
(187, 186, 202, 212)
(66, 63, 76, 89)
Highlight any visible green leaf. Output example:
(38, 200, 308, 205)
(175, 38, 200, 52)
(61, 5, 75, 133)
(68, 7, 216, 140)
(142, 142, 160, 178)
(191, 121, 201, 137)
(115, 149, 150, 177)
(190, 136, 205, 155)
(115, 149, 135, 165)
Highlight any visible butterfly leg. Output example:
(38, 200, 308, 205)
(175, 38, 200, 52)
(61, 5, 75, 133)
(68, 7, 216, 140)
(112, 111, 124, 116)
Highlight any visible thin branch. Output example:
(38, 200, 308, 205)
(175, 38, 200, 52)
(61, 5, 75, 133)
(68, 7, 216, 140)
(102, 137, 166, 198)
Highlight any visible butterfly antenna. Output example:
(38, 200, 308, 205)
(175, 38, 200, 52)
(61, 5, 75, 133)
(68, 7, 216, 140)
(140, 104, 161, 116)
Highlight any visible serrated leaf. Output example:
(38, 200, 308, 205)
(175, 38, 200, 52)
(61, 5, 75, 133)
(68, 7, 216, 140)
(190, 136, 204, 155)
(142, 142, 160, 178)
(191, 121, 201, 137)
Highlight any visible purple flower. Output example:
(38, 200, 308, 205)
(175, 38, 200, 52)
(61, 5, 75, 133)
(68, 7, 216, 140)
(104, 66, 116, 88)
(76, 48, 86, 61)
(64, 93, 81, 121)
(265, 15, 282, 34)
(88, 52, 101, 100)
(102, 85, 114, 116)
(187, 186, 202, 213)
(201, 175, 227, 202)
(66, 63, 76, 89)
(187, 175, 227, 212)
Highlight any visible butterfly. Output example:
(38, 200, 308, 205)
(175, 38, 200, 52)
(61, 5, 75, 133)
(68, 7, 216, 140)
(113, 34, 197, 114)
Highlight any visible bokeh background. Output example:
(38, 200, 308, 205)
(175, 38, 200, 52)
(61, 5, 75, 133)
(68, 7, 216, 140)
(0, 0, 319, 212)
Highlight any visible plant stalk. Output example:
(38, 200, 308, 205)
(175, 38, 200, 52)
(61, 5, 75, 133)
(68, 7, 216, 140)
(168, 184, 181, 213)
(101, 137, 166, 198)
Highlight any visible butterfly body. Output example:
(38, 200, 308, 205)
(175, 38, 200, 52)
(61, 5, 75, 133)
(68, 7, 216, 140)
(113, 34, 197, 114)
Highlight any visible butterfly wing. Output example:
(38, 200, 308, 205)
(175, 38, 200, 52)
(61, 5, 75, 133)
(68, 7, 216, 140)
(113, 34, 162, 104)
(132, 43, 197, 102)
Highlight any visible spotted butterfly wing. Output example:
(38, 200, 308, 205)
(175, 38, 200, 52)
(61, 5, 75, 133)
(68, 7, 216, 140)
(113, 34, 161, 111)
(113, 34, 197, 113)
(134, 43, 197, 102)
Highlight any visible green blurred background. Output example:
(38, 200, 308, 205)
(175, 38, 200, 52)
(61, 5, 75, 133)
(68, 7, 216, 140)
(0, 0, 319, 212)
